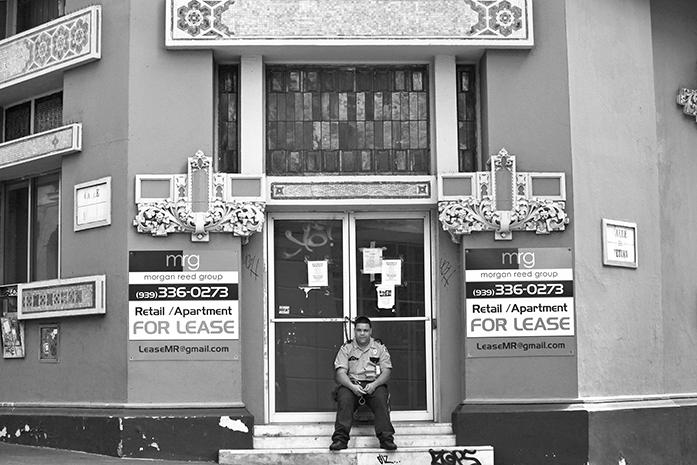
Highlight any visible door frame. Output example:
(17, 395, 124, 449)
(265, 211, 434, 423)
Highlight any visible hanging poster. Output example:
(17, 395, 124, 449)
(1, 314, 25, 359)
(381, 259, 402, 286)
(307, 260, 329, 287)
(362, 248, 383, 274)
(376, 283, 395, 309)
(39, 324, 60, 362)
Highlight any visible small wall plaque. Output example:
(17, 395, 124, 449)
(74, 176, 111, 231)
(602, 219, 638, 268)
(18, 275, 106, 320)
(39, 323, 60, 363)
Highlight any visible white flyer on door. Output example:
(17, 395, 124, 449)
(362, 248, 383, 274)
(381, 259, 402, 286)
(376, 283, 395, 309)
(307, 260, 329, 287)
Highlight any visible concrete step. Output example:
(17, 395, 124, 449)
(254, 422, 453, 437)
(254, 432, 456, 449)
(219, 446, 494, 465)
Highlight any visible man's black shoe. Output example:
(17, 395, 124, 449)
(379, 438, 397, 450)
(329, 440, 348, 451)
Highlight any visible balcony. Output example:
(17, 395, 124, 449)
(0, 6, 101, 91)
(0, 123, 81, 171)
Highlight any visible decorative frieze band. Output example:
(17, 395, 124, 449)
(0, 6, 101, 91)
(677, 88, 697, 123)
(438, 148, 570, 241)
(166, 0, 532, 47)
(270, 179, 432, 202)
(0, 124, 82, 170)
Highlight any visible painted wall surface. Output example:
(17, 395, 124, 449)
(464, 0, 577, 400)
(566, 0, 663, 397)
(125, 1, 242, 404)
(0, 0, 130, 404)
(651, 0, 697, 393)
(240, 232, 266, 420)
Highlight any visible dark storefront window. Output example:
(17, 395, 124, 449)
(217, 65, 239, 173)
(1, 0, 65, 39)
(457, 65, 478, 172)
(266, 65, 430, 175)
(3, 91, 62, 142)
(2, 173, 59, 284)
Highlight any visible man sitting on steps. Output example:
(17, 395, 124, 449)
(329, 316, 397, 451)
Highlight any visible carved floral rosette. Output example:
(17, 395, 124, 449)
(438, 148, 570, 242)
(677, 88, 697, 122)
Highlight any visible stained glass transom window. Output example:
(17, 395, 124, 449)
(457, 65, 478, 172)
(266, 66, 430, 175)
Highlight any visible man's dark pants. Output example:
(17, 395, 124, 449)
(332, 385, 395, 444)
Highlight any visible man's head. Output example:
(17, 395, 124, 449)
(353, 316, 372, 346)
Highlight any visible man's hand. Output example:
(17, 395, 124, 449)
(352, 384, 366, 396)
(363, 382, 376, 395)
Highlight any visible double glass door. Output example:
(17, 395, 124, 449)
(268, 212, 433, 422)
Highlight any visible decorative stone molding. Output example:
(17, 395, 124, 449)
(0, 6, 101, 91)
(166, 0, 533, 47)
(267, 176, 435, 205)
(677, 88, 697, 122)
(133, 151, 266, 242)
(0, 124, 81, 170)
(438, 148, 569, 242)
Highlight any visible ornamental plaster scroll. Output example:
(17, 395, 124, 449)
(167, 0, 532, 45)
(133, 150, 265, 242)
(677, 88, 697, 123)
(437, 148, 570, 242)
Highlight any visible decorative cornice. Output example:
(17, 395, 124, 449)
(0, 6, 101, 91)
(166, 0, 533, 47)
(677, 88, 697, 123)
(133, 151, 266, 242)
(437, 148, 570, 242)
(0, 124, 81, 170)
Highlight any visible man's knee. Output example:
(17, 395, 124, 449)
(335, 386, 356, 406)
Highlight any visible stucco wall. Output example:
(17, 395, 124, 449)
(464, 0, 577, 401)
(651, 0, 697, 394)
(125, 1, 242, 404)
(566, 0, 663, 397)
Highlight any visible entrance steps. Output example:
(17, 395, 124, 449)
(218, 422, 494, 465)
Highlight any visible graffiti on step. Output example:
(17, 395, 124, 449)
(429, 448, 482, 465)
(377, 453, 399, 464)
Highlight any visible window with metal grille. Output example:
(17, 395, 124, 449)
(266, 66, 430, 175)
(457, 65, 478, 172)
(2, 91, 62, 142)
(217, 65, 239, 173)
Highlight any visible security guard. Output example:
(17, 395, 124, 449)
(330, 316, 397, 451)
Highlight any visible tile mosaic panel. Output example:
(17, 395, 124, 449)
(167, 0, 531, 45)
(0, 6, 101, 91)
(0, 124, 81, 169)
(270, 180, 431, 200)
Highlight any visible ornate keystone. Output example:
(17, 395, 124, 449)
(438, 148, 570, 242)
(133, 151, 265, 242)
(677, 88, 697, 123)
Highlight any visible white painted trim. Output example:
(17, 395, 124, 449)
(134, 174, 176, 203)
(527, 172, 566, 200)
(0, 123, 82, 170)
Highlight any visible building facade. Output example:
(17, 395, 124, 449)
(0, 0, 696, 463)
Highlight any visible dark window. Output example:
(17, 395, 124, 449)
(266, 66, 430, 175)
(3, 91, 62, 142)
(16, 0, 64, 33)
(456, 65, 478, 172)
(217, 65, 239, 173)
(0, 1, 8, 39)
(2, 173, 59, 284)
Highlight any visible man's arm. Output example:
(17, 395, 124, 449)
(336, 367, 365, 395)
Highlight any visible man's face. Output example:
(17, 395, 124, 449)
(354, 322, 372, 346)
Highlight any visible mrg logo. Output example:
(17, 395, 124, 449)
(166, 253, 200, 271)
(501, 251, 535, 269)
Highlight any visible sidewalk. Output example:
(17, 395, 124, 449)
(0, 443, 214, 465)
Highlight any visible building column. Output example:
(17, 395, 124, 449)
(239, 55, 264, 175)
(433, 55, 459, 174)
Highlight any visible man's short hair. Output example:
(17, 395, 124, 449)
(353, 316, 372, 327)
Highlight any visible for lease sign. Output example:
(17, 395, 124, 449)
(465, 248, 575, 358)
